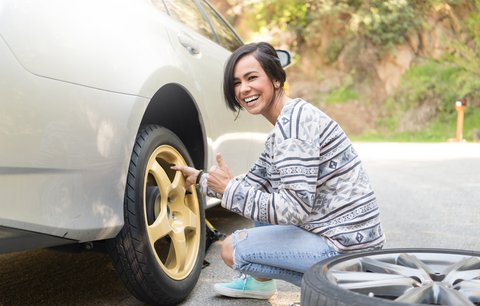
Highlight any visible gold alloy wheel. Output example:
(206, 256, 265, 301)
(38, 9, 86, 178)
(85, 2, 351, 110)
(144, 145, 200, 280)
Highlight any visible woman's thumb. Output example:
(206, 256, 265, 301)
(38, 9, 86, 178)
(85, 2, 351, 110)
(216, 153, 227, 169)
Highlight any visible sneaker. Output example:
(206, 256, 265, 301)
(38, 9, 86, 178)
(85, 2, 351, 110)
(214, 274, 277, 299)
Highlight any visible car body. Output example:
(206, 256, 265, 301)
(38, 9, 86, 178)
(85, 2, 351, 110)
(0, 0, 291, 304)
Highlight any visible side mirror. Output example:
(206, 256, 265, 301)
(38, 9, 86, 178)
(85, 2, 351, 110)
(276, 49, 291, 68)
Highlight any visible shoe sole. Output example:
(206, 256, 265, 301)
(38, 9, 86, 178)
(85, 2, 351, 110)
(213, 284, 276, 299)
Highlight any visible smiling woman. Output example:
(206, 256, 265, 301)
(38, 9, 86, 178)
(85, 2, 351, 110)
(232, 54, 284, 123)
(173, 42, 385, 300)
(223, 43, 287, 122)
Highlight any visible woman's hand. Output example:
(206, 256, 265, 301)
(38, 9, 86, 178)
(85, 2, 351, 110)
(207, 153, 233, 194)
(170, 164, 201, 187)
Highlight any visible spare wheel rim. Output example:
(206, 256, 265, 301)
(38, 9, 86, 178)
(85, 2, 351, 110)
(325, 251, 480, 305)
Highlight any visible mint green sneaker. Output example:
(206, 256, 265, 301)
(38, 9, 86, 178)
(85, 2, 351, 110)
(213, 274, 277, 299)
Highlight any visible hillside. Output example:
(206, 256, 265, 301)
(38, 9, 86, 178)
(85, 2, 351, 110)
(212, 0, 480, 141)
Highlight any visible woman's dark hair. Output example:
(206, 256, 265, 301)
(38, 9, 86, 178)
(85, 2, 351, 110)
(223, 42, 286, 112)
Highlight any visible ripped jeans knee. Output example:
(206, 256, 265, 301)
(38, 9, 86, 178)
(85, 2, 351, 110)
(225, 225, 338, 286)
(230, 229, 248, 270)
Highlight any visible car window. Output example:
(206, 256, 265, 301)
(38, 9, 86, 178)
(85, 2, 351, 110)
(199, 1, 243, 52)
(162, 0, 216, 41)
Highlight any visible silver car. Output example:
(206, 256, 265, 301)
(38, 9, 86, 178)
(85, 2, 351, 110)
(0, 0, 290, 304)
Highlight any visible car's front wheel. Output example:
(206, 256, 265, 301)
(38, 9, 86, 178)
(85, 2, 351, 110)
(302, 248, 480, 306)
(109, 125, 205, 306)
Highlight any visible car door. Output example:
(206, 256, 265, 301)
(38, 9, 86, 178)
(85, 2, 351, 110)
(157, 0, 270, 176)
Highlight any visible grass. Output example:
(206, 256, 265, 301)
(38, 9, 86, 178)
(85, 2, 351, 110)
(325, 75, 359, 105)
(352, 107, 480, 142)
(354, 52, 480, 143)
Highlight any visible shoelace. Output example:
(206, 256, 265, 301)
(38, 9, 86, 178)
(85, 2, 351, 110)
(232, 273, 248, 290)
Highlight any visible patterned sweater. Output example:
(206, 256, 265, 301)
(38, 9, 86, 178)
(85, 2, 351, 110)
(202, 98, 385, 252)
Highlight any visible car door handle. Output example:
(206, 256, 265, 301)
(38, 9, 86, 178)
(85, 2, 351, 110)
(177, 33, 200, 55)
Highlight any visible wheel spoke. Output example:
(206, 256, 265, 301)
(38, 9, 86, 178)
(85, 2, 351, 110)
(149, 159, 171, 195)
(339, 275, 419, 296)
(183, 206, 199, 229)
(397, 253, 435, 274)
(168, 171, 198, 231)
(445, 257, 480, 274)
(445, 269, 480, 285)
(395, 285, 434, 304)
(148, 209, 172, 241)
(333, 271, 417, 283)
(170, 230, 188, 272)
(171, 170, 186, 192)
(361, 257, 431, 282)
(437, 283, 476, 306)
(444, 257, 480, 284)
(455, 279, 480, 303)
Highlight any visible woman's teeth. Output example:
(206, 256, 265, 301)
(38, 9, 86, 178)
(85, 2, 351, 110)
(244, 96, 259, 103)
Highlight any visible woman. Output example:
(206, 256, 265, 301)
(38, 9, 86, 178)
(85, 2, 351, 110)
(172, 42, 385, 300)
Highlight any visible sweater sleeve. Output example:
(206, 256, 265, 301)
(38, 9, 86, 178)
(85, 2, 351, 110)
(198, 155, 272, 199)
(198, 172, 223, 199)
(221, 138, 319, 225)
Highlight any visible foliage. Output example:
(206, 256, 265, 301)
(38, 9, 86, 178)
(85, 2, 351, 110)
(244, 0, 309, 33)
(350, 0, 420, 48)
(466, 0, 480, 49)
(354, 107, 480, 142)
(450, 0, 480, 87)
(228, 0, 431, 51)
(390, 60, 461, 113)
(325, 76, 359, 104)
(324, 38, 346, 64)
(377, 42, 479, 140)
(225, 0, 311, 48)
(357, 0, 480, 141)
(220, 0, 479, 141)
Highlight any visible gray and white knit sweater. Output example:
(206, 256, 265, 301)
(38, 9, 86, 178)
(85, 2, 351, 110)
(203, 98, 385, 252)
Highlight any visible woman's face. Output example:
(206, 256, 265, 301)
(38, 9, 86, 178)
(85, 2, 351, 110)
(233, 54, 279, 120)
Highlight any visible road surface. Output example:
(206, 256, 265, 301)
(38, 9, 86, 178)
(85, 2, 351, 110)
(0, 142, 479, 306)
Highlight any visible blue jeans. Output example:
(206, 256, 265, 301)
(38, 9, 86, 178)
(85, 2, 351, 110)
(230, 224, 338, 286)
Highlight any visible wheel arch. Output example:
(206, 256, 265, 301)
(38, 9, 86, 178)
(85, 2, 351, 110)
(140, 83, 206, 170)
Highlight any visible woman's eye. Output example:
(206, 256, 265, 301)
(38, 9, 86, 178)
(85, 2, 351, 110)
(248, 76, 257, 81)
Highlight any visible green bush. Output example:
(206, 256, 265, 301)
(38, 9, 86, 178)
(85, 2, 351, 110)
(325, 76, 359, 104)
(350, 0, 420, 49)
(375, 55, 479, 141)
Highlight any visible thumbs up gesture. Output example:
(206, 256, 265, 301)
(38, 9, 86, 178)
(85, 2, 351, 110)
(207, 153, 233, 194)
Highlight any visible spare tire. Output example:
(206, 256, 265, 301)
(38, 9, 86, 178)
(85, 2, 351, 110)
(301, 248, 480, 306)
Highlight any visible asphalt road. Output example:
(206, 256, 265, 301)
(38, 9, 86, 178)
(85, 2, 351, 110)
(0, 142, 479, 306)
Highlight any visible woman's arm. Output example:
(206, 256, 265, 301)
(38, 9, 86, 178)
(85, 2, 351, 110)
(222, 138, 320, 225)
(171, 154, 234, 199)
(170, 164, 201, 186)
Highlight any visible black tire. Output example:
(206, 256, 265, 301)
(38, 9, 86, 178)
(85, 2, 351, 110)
(109, 125, 206, 306)
(301, 248, 480, 306)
